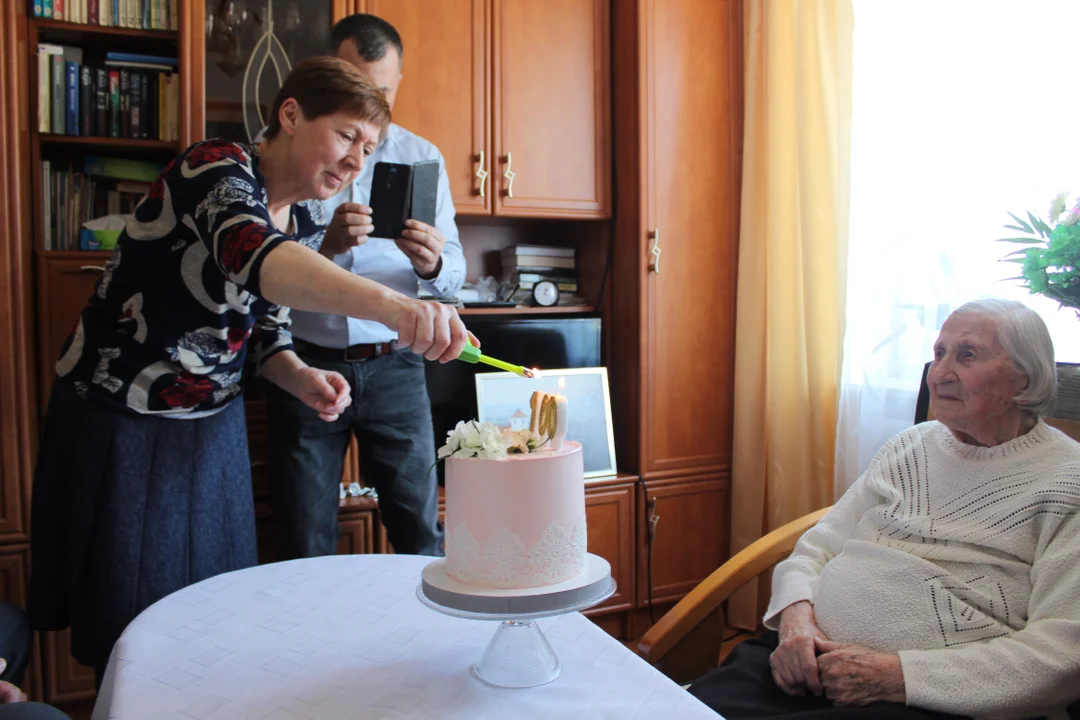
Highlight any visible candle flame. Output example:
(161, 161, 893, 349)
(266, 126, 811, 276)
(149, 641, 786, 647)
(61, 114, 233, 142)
(527, 367, 542, 379)
(558, 376, 566, 391)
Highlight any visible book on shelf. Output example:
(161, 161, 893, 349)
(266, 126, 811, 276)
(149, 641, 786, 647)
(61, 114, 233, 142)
(36, 43, 179, 141)
(40, 158, 154, 251)
(501, 244, 577, 259)
(33, 0, 179, 30)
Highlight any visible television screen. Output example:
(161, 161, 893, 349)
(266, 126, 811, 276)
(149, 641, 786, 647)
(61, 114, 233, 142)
(424, 315, 602, 483)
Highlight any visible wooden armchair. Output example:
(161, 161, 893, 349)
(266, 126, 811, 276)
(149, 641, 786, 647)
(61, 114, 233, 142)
(638, 361, 1080, 686)
(636, 506, 830, 684)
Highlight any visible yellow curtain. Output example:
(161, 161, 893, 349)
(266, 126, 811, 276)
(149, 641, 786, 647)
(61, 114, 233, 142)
(727, 0, 854, 630)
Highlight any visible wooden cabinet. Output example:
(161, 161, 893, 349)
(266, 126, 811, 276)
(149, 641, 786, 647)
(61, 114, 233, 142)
(583, 480, 636, 615)
(613, 0, 741, 479)
(637, 475, 730, 604)
(609, 0, 743, 618)
(360, 0, 610, 218)
(41, 630, 94, 705)
(361, 0, 490, 215)
(34, 254, 105, 413)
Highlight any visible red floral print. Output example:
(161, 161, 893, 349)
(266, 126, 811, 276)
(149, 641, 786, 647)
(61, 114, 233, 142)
(220, 222, 272, 274)
(227, 327, 249, 352)
(185, 141, 248, 170)
(159, 373, 215, 409)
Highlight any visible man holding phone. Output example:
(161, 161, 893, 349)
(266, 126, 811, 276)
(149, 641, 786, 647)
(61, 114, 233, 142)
(265, 14, 465, 559)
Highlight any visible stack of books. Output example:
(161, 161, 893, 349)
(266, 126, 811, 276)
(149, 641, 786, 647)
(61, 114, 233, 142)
(33, 0, 179, 29)
(41, 155, 161, 250)
(500, 245, 586, 307)
(37, 47, 180, 142)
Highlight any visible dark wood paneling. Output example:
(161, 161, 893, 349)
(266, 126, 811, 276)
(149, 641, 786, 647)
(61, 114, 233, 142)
(0, 0, 35, 542)
(42, 630, 94, 705)
(337, 512, 376, 555)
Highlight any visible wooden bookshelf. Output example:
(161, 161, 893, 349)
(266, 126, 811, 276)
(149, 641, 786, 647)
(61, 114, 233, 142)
(40, 134, 178, 152)
(31, 18, 178, 43)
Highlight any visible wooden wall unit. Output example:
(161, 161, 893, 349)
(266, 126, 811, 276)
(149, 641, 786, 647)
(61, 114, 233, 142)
(359, 0, 611, 219)
(611, 0, 743, 615)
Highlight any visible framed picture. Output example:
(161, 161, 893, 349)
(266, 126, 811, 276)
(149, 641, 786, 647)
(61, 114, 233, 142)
(475, 367, 618, 479)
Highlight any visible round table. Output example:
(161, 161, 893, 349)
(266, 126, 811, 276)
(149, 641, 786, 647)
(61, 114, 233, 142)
(91, 554, 719, 719)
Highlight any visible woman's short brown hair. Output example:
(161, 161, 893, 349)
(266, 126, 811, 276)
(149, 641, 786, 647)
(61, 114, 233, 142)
(263, 55, 391, 140)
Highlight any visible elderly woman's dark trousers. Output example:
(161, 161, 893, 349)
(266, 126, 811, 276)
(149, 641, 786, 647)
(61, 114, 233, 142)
(688, 633, 972, 720)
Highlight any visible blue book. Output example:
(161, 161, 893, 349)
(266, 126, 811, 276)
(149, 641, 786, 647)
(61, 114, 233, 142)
(65, 61, 79, 136)
(33, 1, 43, 17)
(104, 52, 177, 67)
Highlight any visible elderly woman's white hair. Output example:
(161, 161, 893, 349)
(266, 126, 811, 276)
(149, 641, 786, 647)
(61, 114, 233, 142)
(950, 298, 1057, 417)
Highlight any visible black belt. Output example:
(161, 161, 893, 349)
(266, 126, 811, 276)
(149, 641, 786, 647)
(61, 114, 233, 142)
(293, 338, 397, 362)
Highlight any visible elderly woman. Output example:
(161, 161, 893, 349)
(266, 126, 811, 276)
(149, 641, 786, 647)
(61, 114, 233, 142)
(690, 299, 1080, 720)
(28, 56, 470, 682)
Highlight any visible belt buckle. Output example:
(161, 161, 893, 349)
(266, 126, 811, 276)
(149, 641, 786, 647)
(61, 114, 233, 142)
(344, 344, 368, 362)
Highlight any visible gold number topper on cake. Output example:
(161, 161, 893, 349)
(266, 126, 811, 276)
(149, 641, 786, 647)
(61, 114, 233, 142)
(538, 395, 558, 440)
(529, 391, 545, 433)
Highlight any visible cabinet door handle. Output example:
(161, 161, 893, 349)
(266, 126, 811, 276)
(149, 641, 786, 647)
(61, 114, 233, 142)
(79, 265, 106, 272)
(475, 150, 488, 198)
(647, 497, 660, 539)
(502, 152, 516, 198)
(648, 228, 662, 274)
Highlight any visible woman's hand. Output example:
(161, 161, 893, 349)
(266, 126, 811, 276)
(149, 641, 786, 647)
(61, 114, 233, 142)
(321, 203, 373, 258)
(385, 298, 469, 363)
(771, 600, 828, 697)
(0, 681, 26, 704)
(815, 638, 905, 706)
(288, 366, 351, 422)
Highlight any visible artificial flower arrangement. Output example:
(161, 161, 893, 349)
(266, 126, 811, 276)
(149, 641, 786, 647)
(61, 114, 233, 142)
(1000, 192, 1080, 312)
(437, 420, 548, 461)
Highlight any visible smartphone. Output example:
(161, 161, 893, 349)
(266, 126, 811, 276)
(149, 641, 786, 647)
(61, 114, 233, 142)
(369, 160, 440, 239)
(370, 162, 412, 239)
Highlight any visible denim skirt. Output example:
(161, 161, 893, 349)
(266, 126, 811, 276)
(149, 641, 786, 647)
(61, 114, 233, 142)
(27, 379, 257, 671)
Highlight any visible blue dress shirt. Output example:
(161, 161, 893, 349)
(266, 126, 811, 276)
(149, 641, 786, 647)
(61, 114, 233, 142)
(290, 123, 466, 346)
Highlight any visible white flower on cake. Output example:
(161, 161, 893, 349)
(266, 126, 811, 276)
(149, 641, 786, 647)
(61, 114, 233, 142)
(438, 420, 546, 461)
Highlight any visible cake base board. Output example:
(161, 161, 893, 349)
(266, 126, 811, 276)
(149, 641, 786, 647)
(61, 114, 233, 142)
(420, 554, 614, 618)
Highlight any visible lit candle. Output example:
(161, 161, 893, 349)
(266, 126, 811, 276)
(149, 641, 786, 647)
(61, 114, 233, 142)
(549, 377, 569, 450)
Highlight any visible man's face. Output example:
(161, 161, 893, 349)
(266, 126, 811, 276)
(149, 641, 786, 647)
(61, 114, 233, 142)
(337, 40, 403, 110)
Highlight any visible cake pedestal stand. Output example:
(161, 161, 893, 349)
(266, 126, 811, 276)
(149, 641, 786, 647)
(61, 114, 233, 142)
(417, 553, 616, 689)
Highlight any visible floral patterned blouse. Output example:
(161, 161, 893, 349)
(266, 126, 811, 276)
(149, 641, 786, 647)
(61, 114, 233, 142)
(56, 139, 327, 417)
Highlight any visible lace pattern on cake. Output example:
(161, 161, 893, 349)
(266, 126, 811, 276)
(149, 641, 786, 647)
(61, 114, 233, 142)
(447, 517, 587, 588)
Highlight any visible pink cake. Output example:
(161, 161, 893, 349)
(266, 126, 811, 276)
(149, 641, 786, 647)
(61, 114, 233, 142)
(444, 442, 586, 589)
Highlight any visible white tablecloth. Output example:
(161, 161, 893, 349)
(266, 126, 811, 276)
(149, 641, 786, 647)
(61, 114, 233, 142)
(93, 554, 720, 719)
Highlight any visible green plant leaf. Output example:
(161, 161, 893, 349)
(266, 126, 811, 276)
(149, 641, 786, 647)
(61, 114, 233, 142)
(997, 237, 1043, 244)
(1004, 224, 1029, 232)
(1008, 212, 1035, 233)
(1028, 211, 1053, 238)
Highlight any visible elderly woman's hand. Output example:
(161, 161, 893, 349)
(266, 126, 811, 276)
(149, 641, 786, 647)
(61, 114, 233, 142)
(771, 600, 828, 697)
(814, 638, 905, 706)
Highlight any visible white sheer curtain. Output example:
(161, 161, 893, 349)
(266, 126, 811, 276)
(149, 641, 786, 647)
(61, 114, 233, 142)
(835, 1, 1080, 495)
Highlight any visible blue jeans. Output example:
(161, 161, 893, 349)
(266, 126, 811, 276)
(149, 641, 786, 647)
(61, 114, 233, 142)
(265, 347, 443, 558)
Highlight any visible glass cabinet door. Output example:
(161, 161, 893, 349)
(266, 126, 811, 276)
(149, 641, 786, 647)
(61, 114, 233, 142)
(203, 0, 335, 142)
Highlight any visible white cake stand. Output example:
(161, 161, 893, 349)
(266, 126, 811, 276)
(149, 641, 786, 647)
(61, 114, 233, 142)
(417, 553, 616, 689)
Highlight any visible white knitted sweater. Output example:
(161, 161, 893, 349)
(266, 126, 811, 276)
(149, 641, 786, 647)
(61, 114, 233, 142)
(764, 420, 1080, 719)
